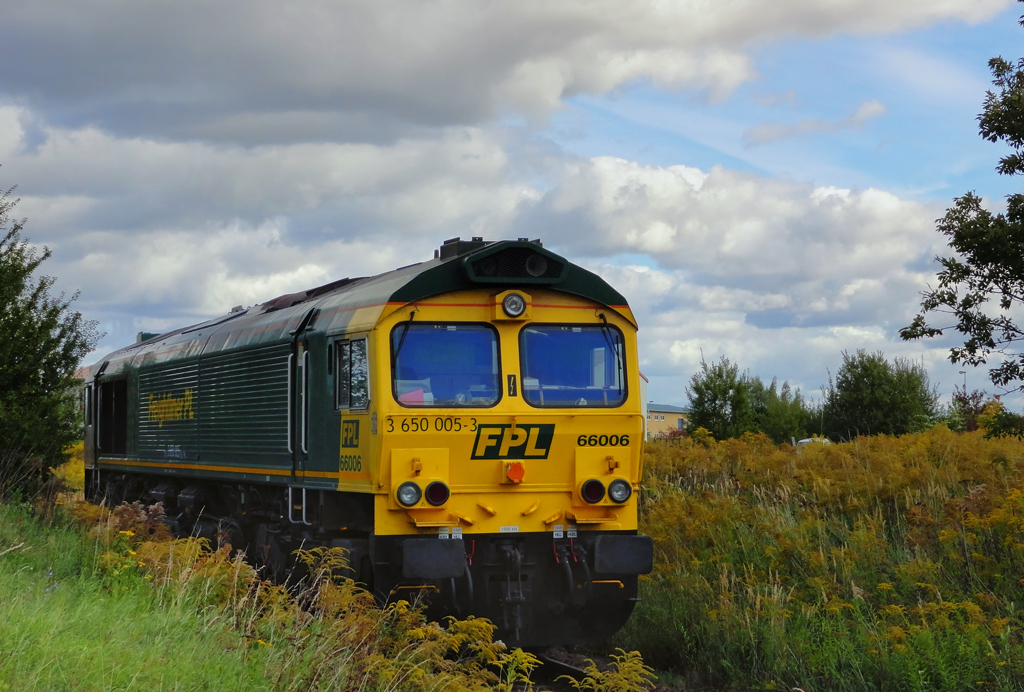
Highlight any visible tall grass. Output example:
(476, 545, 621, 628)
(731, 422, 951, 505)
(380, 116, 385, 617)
(5, 498, 538, 691)
(3, 448, 658, 691)
(0, 502, 272, 690)
(618, 427, 1024, 690)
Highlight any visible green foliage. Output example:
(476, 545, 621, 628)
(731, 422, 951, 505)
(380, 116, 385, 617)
(0, 182, 99, 497)
(686, 356, 809, 443)
(747, 376, 812, 444)
(620, 431, 1024, 691)
(822, 350, 938, 440)
(686, 355, 754, 441)
(901, 4, 1024, 396)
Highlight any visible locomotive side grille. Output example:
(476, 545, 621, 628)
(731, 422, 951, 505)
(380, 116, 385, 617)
(470, 247, 564, 281)
(198, 344, 291, 461)
(138, 361, 200, 460)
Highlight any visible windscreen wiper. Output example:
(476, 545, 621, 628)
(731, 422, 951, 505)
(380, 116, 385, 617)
(391, 311, 416, 373)
(598, 314, 624, 394)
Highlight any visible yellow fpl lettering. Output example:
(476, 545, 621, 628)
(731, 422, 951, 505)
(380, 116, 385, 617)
(498, 427, 529, 457)
(524, 427, 546, 457)
(474, 427, 502, 456)
(148, 390, 194, 428)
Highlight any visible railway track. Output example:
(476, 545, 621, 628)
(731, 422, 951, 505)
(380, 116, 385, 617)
(530, 649, 590, 691)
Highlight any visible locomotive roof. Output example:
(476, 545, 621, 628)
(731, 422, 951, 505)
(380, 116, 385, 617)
(87, 239, 632, 380)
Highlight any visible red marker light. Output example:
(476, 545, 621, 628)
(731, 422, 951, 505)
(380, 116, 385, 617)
(425, 481, 450, 506)
(581, 479, 605, 503)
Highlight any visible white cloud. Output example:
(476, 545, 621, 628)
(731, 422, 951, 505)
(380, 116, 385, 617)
(528, 157, 938, 296)
(0, 0, 1007, 142)
(743, 99, 888, 145)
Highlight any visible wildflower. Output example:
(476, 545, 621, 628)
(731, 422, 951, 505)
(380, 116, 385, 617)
(128, 550, 136, 556)
(118, 530, 134, 537)
(877, 582, 893, 591)
(886, 626, 907, 642)
(257, 639, 272, 647)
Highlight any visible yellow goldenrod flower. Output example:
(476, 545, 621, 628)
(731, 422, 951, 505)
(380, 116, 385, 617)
(118, 530, 135, 537)
(257, 639, 272, 647)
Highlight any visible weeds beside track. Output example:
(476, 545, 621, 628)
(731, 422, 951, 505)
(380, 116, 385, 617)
(619, 427, 1024, 691)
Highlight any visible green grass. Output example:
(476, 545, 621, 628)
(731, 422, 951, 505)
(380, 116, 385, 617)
(0, 502, 272, 690)
(0, 501, 569, 692)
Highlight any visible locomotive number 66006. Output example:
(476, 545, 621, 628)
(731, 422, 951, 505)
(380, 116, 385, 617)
(577, 434, 630, 446)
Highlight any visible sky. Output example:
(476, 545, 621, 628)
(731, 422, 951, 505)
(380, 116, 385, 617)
(1, 0, 1021, 410)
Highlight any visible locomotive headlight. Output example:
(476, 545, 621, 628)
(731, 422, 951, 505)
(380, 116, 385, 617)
(608, 479, 632, 503)
(525, 253, 548, 277)
(581, 479, 606, 504)
(502, 292, 527, 318)
(424, 481, 450, 506)
(396, 481, 422, 507)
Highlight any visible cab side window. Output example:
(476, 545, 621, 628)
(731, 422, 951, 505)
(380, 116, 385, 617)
(336, 338, 370, 410)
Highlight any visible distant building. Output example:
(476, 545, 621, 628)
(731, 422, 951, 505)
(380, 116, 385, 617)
(647, 402, 689, 438)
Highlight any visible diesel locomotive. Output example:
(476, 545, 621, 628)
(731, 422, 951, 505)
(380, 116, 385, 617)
(82, 237, 653, 647)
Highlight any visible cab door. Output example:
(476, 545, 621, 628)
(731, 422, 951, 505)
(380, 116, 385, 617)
(291, 339, 308, 478)
(302, 328, 342, 488)
(333, 335, 373, 489)
(290, 308, 318, 480)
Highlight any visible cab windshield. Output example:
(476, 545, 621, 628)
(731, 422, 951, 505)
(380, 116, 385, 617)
(391, 323, 500, 407)
(520, 324, 626, 407)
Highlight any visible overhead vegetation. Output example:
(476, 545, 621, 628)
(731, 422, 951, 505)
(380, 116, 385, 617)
(901, 1, 1024, 431)
(620, 428, 1024, 691)
(0, 179, 99, 497)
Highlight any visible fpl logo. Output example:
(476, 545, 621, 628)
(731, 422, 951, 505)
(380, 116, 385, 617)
(471, 424, 555, 460)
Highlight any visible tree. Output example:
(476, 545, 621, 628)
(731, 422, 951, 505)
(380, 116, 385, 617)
(747, 377, 812, 444)
(0, 181, 100, 496)
(821, 350, 938, 440)
(900, 3, 1024, 401)
(685, 355, 754, 441)
(946, 385, 989, 432)
(686, 356, 811, 443)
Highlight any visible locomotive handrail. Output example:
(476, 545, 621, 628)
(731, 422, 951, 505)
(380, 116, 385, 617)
(301, 351, 309, 454)
(286, 353, 294, 453)
(95, 386, 101, 450)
